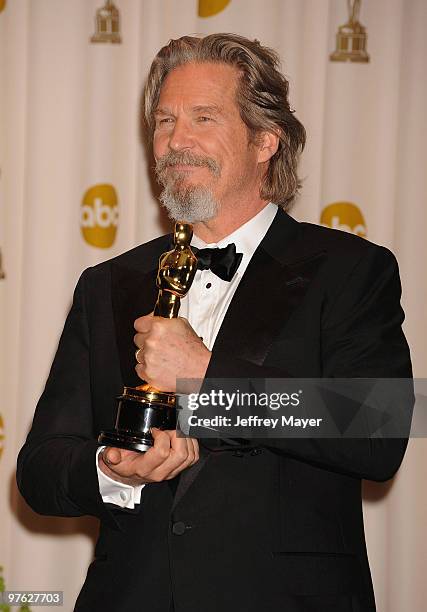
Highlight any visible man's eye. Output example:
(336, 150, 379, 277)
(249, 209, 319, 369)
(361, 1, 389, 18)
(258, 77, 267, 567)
(156, 118, 174, 126)
(197, 116, 212, 122)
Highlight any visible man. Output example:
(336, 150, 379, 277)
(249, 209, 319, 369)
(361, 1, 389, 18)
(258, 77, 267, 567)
(17, 34, 412, 611)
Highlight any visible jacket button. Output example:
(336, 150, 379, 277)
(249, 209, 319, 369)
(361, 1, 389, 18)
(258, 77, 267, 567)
(172, 521, 186, 536)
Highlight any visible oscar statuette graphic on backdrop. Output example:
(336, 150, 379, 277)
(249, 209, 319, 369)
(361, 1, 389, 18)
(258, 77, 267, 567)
(330, 0, 370, 63)
(91, 0, 121, 44)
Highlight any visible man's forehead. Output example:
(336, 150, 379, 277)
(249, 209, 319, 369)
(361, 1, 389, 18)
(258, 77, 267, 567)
(158, 62, 239, 99)
(156, 62, 239, 112)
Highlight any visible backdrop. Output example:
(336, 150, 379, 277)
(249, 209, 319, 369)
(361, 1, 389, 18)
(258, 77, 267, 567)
(1, 1, 426, 610)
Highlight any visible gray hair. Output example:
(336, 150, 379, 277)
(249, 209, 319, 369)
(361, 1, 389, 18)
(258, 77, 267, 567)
(144, 33, 306, 209)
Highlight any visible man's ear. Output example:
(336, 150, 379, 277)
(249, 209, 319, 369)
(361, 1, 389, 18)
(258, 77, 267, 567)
(257, 130, 280, 163)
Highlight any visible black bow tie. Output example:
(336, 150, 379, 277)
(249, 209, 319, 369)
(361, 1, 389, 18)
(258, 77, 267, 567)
(193, 243, 243, 282)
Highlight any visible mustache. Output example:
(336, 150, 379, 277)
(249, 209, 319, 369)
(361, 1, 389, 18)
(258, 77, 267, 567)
(155, 151, 221, 180)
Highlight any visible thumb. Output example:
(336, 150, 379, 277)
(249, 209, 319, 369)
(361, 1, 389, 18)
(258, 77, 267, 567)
(150, 427, 172, 445)
(103, 447, 122, 465)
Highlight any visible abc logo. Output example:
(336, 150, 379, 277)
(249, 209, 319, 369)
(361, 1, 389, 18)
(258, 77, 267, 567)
(0, 413, 4, 461)
(81, 184, 119, 249)
(198, 0, 230, 17)
(320, 202, 367, 238)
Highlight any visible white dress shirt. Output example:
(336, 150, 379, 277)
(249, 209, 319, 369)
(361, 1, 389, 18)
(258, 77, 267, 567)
(97, 202, 278, 508)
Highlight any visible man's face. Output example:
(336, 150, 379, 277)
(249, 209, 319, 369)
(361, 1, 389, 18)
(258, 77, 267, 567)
(153, 62, 262, 223)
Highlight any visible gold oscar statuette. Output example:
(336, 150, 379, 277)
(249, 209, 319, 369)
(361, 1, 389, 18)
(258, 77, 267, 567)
(330, 0, 370, 63)
(90, 0, 122, 44)
(98, 222, 198, 452)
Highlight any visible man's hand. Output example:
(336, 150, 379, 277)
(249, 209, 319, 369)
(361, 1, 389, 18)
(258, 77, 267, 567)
(98, 428, 199, 486)
(133, 313, 211, 391)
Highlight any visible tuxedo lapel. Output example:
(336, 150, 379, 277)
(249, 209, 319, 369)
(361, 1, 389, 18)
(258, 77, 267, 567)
(171, 447, 209, 512)
(111, 244, 170, 387)
(211, 209, 326, 365)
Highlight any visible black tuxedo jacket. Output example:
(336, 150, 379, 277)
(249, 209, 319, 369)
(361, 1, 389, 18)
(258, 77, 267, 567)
(17, 209, 413, 612)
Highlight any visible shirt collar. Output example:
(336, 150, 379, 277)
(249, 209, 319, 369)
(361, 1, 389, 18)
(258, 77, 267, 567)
(191, 202, 278, 273)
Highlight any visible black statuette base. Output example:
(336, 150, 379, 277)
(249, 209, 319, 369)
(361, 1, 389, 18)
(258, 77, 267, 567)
(98, 430, 154, 453)
(98, 388, 177, 453)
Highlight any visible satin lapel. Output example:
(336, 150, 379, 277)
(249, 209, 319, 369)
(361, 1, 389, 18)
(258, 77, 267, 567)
(211, 210, 326, 364)
(211, 247, 325, 364)
(111, 263, 158, 387)
(171, 447, 209, 512)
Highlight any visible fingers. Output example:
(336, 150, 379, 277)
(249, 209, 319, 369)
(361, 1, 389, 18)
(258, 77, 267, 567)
(133, 316, 194, 348)
(133, 319, 160, 382)
(145, 432, 198, 482)
(122, 429, 173, 476)
(102, 446, 122, 466)
(98, 446, 142, 485)
(134, 333, 145, 352)
(134, 312, 154, 333)
(135, 362, 147, 383)
(133, 314, 154, 362)
(100, 430, 199, 486)
(133, 319, 167, 353)
(191, 437, 200, 463)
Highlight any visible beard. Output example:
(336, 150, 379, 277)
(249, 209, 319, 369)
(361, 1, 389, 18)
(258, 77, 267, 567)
(155, 151, 221, 223)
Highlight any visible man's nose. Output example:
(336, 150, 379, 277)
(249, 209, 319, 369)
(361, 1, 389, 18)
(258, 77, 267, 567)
(168, 117, 194, 152)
